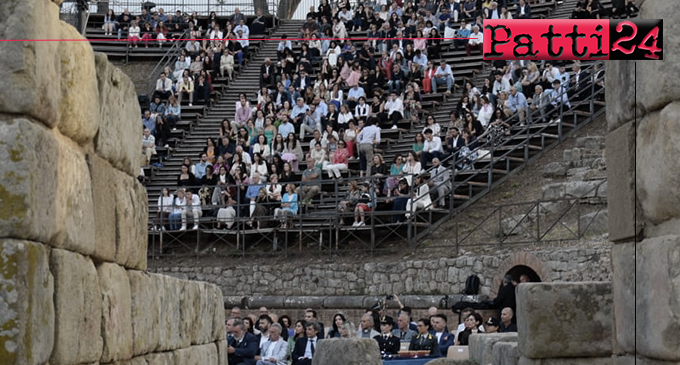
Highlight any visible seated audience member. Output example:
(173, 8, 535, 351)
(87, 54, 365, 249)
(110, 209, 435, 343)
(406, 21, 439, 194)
(352, 181, 377, 227)
(392, 312, 417, 342)
(357, 313, 380, 338)
(141, 128, 156, 166)
(300, 157, 322, 206)
(303, 310, 326, 339)
(484, 317, 500, 334)
(456, 312, 483, 346)
(153, 72, 173, 100)
(291, 322, 321, 365)
(228, 319, 259, 365)
(409, 318, 441, 356)
(405, 174, 432, 219)
(180, 189, 202, 231)
(374, 318, 400, 355)
(255, 323, 288, 365)
(431, 313, 454, 356)
(499, 308, 517, 333)
(465, 25, 483, 57)
(454, 307, 484, 338)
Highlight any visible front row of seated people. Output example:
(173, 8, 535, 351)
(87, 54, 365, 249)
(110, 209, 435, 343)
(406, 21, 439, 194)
(224, 304, 517, 365)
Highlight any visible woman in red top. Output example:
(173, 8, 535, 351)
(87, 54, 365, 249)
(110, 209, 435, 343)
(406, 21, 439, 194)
(422, 61, 437, 94)
(324, 140, 350, 179)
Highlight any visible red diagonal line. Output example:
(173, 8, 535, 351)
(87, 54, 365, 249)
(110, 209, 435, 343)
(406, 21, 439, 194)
(0, 37, 476, 42)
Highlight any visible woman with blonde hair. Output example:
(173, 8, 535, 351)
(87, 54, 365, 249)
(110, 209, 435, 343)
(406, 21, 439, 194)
(339, 321, 357, 338)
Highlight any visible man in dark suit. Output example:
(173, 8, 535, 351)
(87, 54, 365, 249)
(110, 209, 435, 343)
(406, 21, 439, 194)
(272, 83, 291, 109)
(291, 322, 321, 365)
(443, 127, 464, 165)
(515, 0, 531, 19)
(293, 71, 312, 93)
(260, 58, 276, 89)
(491, 275, 517, 316)
(374, 318, 401, 355)
(430, 314, 455, 356)
(570, 62, 591, 100)
(228, 319, 259, 365)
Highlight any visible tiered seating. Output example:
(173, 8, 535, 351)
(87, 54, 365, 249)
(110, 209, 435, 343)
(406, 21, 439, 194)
(143, 1, 610, 254)
(85, 13, 275, 60)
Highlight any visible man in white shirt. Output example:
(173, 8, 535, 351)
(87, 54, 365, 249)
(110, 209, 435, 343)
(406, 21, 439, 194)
(234, 18, 249, 37)
(346, 84, 366, 110)
(256, 323, 287, 365)
(413, 49, 428, 69)
(384, 92, 404, 129)
(548, 79, 570, 121)
(180, 190, 202, 230)
(405, 174, 432, 218)
(421, 128, 442, 168)
(466, 25, 484, 57)
(357, 117, 381, 177)
(277, 35, 292, 61)
(153, 72, 173, 100)
(236, 29, 249, 58)
(431, 60, 455, 94)
(141, 128, 156, 166)
(492, 72, 511, 96)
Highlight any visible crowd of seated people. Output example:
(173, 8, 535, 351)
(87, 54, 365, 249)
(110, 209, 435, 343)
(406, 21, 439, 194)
(143, 0, 607, 232)
(223, 297, 518, 364)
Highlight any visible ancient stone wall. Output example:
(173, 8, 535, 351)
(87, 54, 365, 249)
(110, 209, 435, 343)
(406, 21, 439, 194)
(607, 1, 679, 364)
(0, 1, 226, 364)
(153, 244, 610, 299)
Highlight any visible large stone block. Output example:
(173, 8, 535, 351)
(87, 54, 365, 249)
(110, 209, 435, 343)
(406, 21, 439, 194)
(636, 1, 680, 114)
(312, 338, 382, 365)
(50, 249, 103, 365)
(112, 168, 148, 270)
(98, 263, 134, 363)
(0, 118, 59, 245)
(94, 52, 141, 177)
(0, 0, 61, 127)
(146, 351, 175, 365)
(211, 284, 226, 341)
(636, 103, 680, 225)
(605, 61, 636, 131)
(216, 340, 228, 365)
(493, 341, 519, 365)
(611, 242, 635, 354)
(469, 333, 518, 365)
(87, 154, 117, 262)
(57, 23, 99, 144)
(128, 270, 161, 356)
(172, 343, 219, 365)
(157, 274, 185, 351)
(519, 357, 612, 365)
(606, 120, 641, 241)
(0, 240, 54, 365)
(636, 236, 680, 360)
(517, 282, 612, 358)
(51, 135, 95, 255)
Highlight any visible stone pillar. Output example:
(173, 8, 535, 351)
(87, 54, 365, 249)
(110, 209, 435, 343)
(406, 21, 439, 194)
(607, 1, 680, 363)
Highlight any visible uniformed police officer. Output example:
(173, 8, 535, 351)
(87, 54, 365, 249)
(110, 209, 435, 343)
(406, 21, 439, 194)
(409, 318, 441, 357)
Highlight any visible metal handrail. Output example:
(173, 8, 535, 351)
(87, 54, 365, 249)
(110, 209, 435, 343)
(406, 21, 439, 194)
(407, 61, 606, 244)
